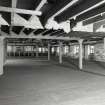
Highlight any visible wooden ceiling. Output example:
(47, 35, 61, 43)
(0, 0, 105, 42)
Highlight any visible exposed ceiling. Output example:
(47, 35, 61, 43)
(0, 0, 105, 42)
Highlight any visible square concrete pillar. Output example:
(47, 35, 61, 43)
(36, 45, 39, 57)
(48, 43, 51, 61)
(104, 38, 105, 51)
(0, 37, 5, 75)
(59, 42, 63, 64)
(78, 39, 83, 70)
(84, 45, 90, 60)
(3, 38, 7, 65)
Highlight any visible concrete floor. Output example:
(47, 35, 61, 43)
(1, 58, 105, 105)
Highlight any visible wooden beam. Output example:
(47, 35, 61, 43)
(29, 0, 47, 21)
(5, 34, 79, 41)
(12, 0, 17, 8)
(29, 29, 37, 36)
(0, 6, 42, 16)
(69, 0, 105, 20)
(93, 19, 105, 32)
(49, 30, 60, 36)
(55, 0, 105, 23)
(20, 0, 46, 33)
(20, 0, 46, 34)
(57, 32, 66, 37)
(83, 14, 105, 26)
(38, 29, 48, 35)
(19, 27, 25, 35)
(50, 0, 79, 19)
(10, 0, 18, 35)
(77, 4, 105, 22)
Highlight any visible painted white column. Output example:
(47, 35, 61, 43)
(48, 43, 51, 61)
(104, 38, 105, 51)
(78, 39, 83, 70)
(0, 37, 4, 75)
(36, 45, 39, 57)
(68, 45, 71, 53)
(3, 38, 7, 65)
(59, 42, 63, 64)
(85, 45, 90, 59)
(55, 46, 58, 56)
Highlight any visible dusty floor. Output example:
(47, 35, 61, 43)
(0, 58, 105, 105)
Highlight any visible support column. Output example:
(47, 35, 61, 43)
(85, 45, 90, 60)
(36, 45, 39, 57)
(48, 43, 51, 61)
(104, 38, 105, 51)
(59, 41, 63, 64)
(3, 38, 7, 65)
(68, 45, 71, 53)
(55, 46, 58, 56)
(0, 37, 5, 75)
(78, 39, 83, 70)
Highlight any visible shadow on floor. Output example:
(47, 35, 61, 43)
(52, 56, 105, 77)
(91, 60, 105, 70)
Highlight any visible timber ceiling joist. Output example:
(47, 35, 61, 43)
(0, 0, 105, 40)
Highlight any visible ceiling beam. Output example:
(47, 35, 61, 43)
(12, 0, 17, 8)
(93, 19, 105, 32)
(20, 0, 46, 35)
(0, 6, 42, 16)
(19, 28, 25, 35)
(54, 0, 105, 23)
(32, 29, 48, 36)
(5, 35, 79, 41)
(83, 14, 105, 26)
(29, 0, 47, 21)
(76, 4, 105, 23)
(49, 0, 79, 20)
(50, 30, 64, 36)
(36, 0, 47, 11)
(56, 32, 66, 37)
(10, 0, 18, 35)
(69, 0, 105, 20)
(39, 29, 49, 35)
(28, 29, 37, 36)
(49, 30, 60, 36)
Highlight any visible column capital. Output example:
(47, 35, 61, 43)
(48, 43, 50, 46)
(0, 36, 5, 40)
(78, 39, 83, 44)
(59, 41, 63, 45)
